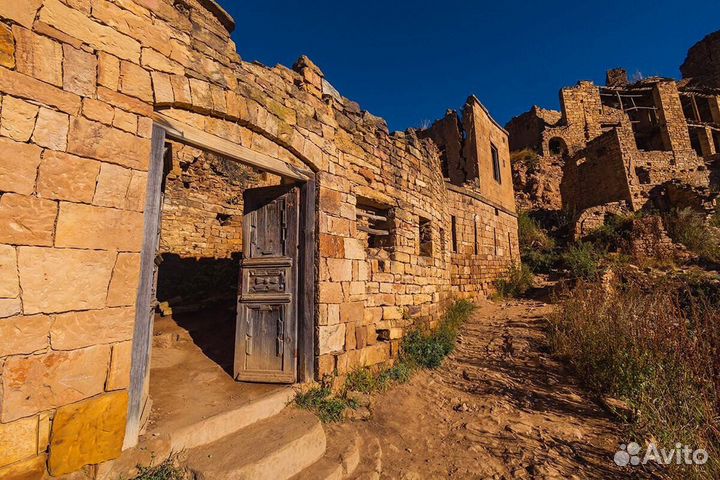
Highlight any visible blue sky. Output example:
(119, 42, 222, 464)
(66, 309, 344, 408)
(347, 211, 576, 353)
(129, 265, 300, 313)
(225, 1, 718, 131)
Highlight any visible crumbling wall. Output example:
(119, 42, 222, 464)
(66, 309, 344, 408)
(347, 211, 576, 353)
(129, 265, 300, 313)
(681, 30, 720, 88)
(0, 0, 519, 475)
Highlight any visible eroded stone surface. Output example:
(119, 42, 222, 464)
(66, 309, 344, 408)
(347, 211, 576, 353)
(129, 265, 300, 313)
(17, 246, 115, 314)
(55, 202, 145, 251)
(106, 341, 133, 390)
(51, 307, 134, 350)
(36, 150, 100, 202)
(13, 25, 63, 87)
(0, 416, 37, 468)
(0, 23, 14, 69)
(106, 253, 141, 306)
(0, 243, 19, 298)
(1, 345, 110, 422)
(0, 314, 51, 357)
(48, 391, 128, 476)
(0, 194, 58, 247)
(66, 117, 151, 170)
(0, 95, 39, 141)
(31, 107, 69, 150)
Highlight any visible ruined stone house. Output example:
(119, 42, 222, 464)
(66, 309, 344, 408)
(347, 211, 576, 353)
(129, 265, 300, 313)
(507, 36, 720, 219)
(0, 0, 519, 477)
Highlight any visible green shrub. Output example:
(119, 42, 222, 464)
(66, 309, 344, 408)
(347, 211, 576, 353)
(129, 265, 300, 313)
(548, 279, 720, 479)
(494, 263, 534, 298)
(134, 458, 187, 480)
(401, 300, 475, 369)
(562, 242, 600, 280)
(510, 149, 541, 172)
(295, 386, 356, 423)
(518, 211, 558, 273)
(665, 207, 720, 263)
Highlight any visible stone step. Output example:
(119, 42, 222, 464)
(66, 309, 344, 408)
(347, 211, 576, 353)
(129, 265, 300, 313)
(348, 434, 382, 480)
(290, 425, 362, 480)
(185, 407, 326, 480)
(169, 386, 295, 452)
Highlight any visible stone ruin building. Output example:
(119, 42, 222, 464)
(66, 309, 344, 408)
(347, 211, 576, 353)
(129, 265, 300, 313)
(0, 0, 519, 477)
(507, 34, 720, 233)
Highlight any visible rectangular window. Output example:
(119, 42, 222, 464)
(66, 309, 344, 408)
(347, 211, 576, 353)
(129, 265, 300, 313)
(473, 216, 479, 255)
(356, 199, 394, 253)
(450, 216, 458, 253)
(418, 216, 432, 257)
(439, 228, 446, 253)
(491, 143, 501, 183)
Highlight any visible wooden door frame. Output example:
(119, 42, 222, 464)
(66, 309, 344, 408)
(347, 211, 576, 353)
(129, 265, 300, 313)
(125, 121, 316, 448)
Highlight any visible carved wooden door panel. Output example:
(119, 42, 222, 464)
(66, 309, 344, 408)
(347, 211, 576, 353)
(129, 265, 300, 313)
(234, 185, 299, 383)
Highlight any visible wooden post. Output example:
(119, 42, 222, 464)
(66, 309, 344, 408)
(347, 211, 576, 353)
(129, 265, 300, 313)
(124, 125, 166, 448)
(297, 178, 316, 382)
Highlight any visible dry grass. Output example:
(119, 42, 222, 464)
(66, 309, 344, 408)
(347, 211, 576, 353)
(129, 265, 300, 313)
(548, 275, 720, 479)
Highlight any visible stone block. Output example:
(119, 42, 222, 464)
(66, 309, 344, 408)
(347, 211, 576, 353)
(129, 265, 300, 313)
(67, 117, 151, 170)
(318, 282, 343, 303)
(319, 323, 346, 354)
(0, 453, 47, 480)
(106, 341, 132, 390)
(319, 234, 344, 257)
(31, 107, 69, 150)
(13, 26, 62, 86)
(0, 244, 19, 298)
(0, 0, 43, 28)
(0, 416, 37, 468)
(112, 108, 137, 133)
(1, 345, 111, 422)
(142, 47, 183, 74)
(0, 23, 15, 69)
(325, 258, 352, 282)
(55, 202, 144, 251)
(98, 52, 120, 90)
(0, 314, 51, 357)
(0, 137, 41, 195)
(107, 253, 141, 306)
(119, 61, 152, 102)
(189, 78, 212, 111)
(170, 74, 191, 105)
(343, 237, 365, 260)
(0, 297, 21, 318)
(124, 170, 147, 211)
(39, 0, 141, 62)
(0, 95, 38, 142)
(63, 44, 97, 96)
(0, 194, 58, 247)
(51, 307, 134, 350)
(93, 163, 132, 208)
(82, 98, 115, 125)
(17, 246, 115, 314)
(37, 151, 100, 203)
(340, 301, 364, 323)
(48, 391, 128, 476)
(151, 71, 174, 104)
(0, 66, 81, 115)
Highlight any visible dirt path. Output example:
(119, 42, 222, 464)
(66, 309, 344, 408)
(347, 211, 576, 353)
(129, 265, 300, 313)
(340, 299, 651, 479)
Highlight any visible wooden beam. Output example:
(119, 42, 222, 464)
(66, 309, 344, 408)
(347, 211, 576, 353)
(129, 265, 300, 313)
(298, 178, 316, 383)
(153, 112, 311, 181)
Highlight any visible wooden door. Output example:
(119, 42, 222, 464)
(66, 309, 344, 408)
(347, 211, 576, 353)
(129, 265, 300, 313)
(234, 185, 299, 383)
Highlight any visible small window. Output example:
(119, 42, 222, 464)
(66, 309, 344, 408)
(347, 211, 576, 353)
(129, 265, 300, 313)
(356, 198, 394, 253)
(473, 216, 479, 255)
(439, 228, 446, 253)
(491, 143, 502, 184)
(450, 216, 458, 253)
(418, 216, 432, 257)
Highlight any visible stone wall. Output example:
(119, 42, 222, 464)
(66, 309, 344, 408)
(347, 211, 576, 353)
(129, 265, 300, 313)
(0, 0, 519, 476)
(681, 29, 720, 88)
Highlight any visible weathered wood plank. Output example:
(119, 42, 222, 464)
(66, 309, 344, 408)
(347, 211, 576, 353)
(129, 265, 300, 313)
(124, 125, 166, 449)
(153, 112, 311, 181)
(298, 178, 316, 383)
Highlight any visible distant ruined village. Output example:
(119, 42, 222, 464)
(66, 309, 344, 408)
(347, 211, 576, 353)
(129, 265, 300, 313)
(0, 0, 717, 478)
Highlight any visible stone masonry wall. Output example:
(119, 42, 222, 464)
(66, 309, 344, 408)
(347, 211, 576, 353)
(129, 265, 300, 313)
(0, 0, 518, 476)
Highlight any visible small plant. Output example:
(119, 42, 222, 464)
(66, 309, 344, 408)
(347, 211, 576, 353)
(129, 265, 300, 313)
(133, 458, 187, 480)
(401, 299, 475, 369)
(562, 242, 600, 280)
(665, 207, 720, 263)
(518, 211, 558, 273)
(295, 385, 356, 423)
(510, 149, 541, 172)
(494, 263, 534, 298)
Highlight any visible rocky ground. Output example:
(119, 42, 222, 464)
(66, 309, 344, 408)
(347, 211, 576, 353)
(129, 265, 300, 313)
(335, 298, 654, 479)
